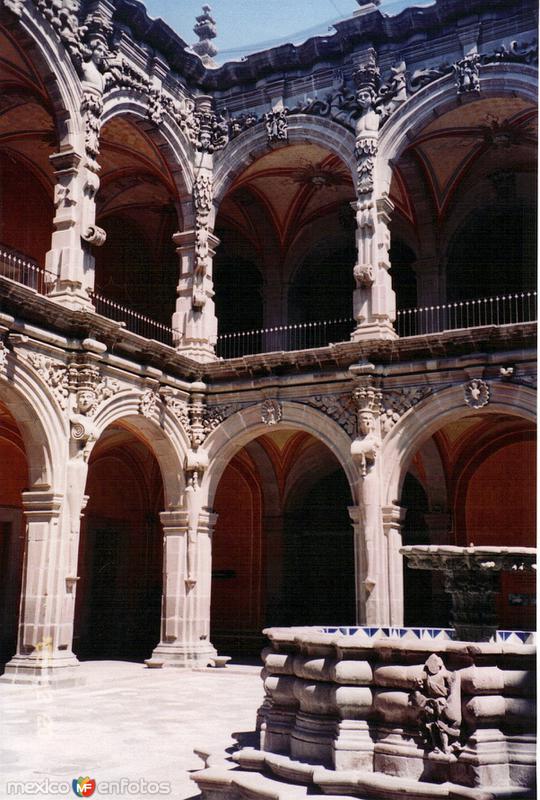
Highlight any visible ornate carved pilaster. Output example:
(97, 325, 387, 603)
(45, 149, 100, 308)
(350, 51, 397, 341)
(172, 171, 219, 362)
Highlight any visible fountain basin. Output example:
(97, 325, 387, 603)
(254, 625, 535, 796)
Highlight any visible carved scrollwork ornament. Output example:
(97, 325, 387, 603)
(464, 379, 490, 409)
(81, 225, 107, 246)
(261, 399, 282, 426)
(70, 413, 97, 443)
(26, 352, 69, 410)
(4, 0, 24, 16)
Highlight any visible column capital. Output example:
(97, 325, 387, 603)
(49, 148, 83, 173)
(21, 490, 63, 517)
(159, 508, 189, 531)
(382, 504, 406, 528)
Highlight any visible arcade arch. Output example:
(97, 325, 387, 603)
(384, 71, 537, 311)
(211, 428, 355, 654)
(0, 402, 28, 665)
(0, 23, 60, 273)
(213, 141, 356, 337)
(394, 406, 535, 632)
(94, 114, 186, 325)
(74, 421, 165, 661)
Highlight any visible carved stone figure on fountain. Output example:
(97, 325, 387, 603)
(410, 653, 462, 755)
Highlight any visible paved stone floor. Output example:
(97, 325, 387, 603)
(0, 660, 264, 800)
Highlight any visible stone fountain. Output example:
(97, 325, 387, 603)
(192, 546, 536, 800)
(401, 545, 536, 643)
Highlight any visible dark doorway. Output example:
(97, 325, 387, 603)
(281, 469, 355, 626)
(401, 473, 451, 627)
(76, 518, 162, 661)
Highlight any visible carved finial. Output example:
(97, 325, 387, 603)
(193, 5, 218, 67)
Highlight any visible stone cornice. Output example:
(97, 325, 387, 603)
(1, 276, 535, 389)
(111, 0, 536, 92)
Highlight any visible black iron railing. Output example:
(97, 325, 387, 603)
(0, 248, 535, 357)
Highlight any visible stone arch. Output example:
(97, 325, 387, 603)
(0, 355, 68, 489)
(2, 6, 83, 147)
(91, 392, 188, 507)
(382, 381, 536, 507)
(213, 114, 357, 205)
(202, 400, 357, 507)
(377, 63, 538, 195)
(100, 97, 194, 199)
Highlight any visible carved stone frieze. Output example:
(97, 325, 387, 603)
(303, 394, 356, 436)
(80, 88, 103, 168)
(163, 392, 190, 431)
(25, 352, 69, 410)
(3, 0, 23, 16)
(407, 40, 538, 96)
(464, 379, 489, 409)
(264, 108, 288, 143)
(203, 402, 242, 434)
(379, 387, 432, 435)
(261, 399, 282, 426)
(139, 387, 160, 418)
(0, 341, 8, 373)
(507, 368, 537, 390)
(453, 53, 480, 94)
(67, 357, 120, 416)
(352, 381, 383, 416)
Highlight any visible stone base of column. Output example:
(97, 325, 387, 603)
(48, 283, 94, 311)
(150, 639, 218, 668)
(0, 653, 83, 687)
(174, 341, 218, 363)
(351, 320, 398, 342)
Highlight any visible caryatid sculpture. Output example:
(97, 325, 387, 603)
(350, 380, 383, 594)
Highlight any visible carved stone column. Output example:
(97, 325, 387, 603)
(151, 507, 218, 668)
(46, 150, 104, 309)
(350, 54, 397, 342)
(1, 490, 83, 686)
(172, 226, 219, 362)
(349, 367, 390, 625)
(382, 504, 406, 626)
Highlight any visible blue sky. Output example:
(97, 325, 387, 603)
(142, 0, 431, 62)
